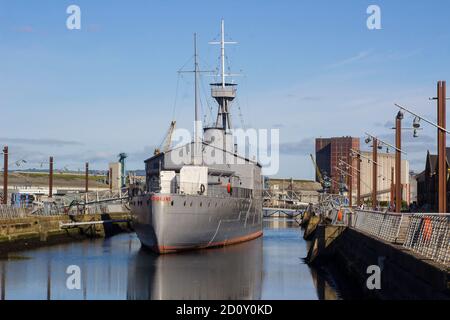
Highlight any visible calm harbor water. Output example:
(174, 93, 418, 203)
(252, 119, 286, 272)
(0, 219, 341, 300)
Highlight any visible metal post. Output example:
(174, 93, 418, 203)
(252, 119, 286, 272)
(395, 115, 402, 213)
(109, 168, 113, 191)
(348, 168, 353, 207)
(438, 81, 447, 213)
(356, 153, 361, 206)
(390, 167, 394, 210)
(372, 138, 378, 209)
(2, 146, 8, 205)
(49, 156, 53, 198)
(85, 162, 89, 193)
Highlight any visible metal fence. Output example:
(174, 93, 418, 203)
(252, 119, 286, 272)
(58, 189, 129, 206)
(347, 210, 450, 266)
(0, 205, 28, 219)
(403, 214, 450, 265)
(352, 210, 405, 243)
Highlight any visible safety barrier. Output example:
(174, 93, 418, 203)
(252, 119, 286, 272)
(352, 210, 405, 243)
(0, 205, 28, 219)
(403, 214, 450, 265)
(345, 210, 449, 266)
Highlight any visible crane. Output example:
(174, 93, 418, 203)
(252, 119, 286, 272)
(310, 154, 331, 193)
(154, 121, 177, 155)
(118, 153, 128, 187)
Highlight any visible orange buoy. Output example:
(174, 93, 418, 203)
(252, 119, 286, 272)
(423, 217, 432, 241)
(337, 210, 343, 222)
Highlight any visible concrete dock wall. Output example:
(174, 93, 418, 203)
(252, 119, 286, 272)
(0, 212, 132, 255)
(305, 220, 450, 299)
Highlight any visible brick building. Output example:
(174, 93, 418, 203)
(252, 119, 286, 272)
(315, 137, 360, 194)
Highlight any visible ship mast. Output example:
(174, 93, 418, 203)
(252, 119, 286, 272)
(193, 33, 202, 165)
(220, 20, 225, 88)
(209, 19, 237, 131)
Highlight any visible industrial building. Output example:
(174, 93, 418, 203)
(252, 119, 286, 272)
(416, 149, 450, 212)
(359, 151, 410, 204)
(315, 137, 360, 194)
(265, 178, 321, 204)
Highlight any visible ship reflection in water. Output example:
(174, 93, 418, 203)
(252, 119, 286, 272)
(0, 219, 341, 300)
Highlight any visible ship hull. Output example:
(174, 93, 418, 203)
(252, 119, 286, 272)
(130, 193, 263, 253)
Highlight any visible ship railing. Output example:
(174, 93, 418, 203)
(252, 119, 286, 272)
(174, 182, 253, 199)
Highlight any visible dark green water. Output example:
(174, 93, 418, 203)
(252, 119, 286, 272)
(0, 218, 341, 300)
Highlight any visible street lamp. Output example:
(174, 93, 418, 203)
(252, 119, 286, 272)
(395, 81, 448, 213)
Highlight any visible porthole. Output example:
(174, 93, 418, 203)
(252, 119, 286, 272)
(171, 201, 174, 206)
(190, 202, 193, 207)
(200, 202, 202, 207)
(184, 201, 186, 206)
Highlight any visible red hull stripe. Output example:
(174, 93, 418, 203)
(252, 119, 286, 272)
(153, 230, 263, 254)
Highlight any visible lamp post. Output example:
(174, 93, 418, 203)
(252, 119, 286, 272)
(395, 80, 448, 213)
(437, 81, 447, 213)
(2, 146, 8, 205)
(85, 162, 89, 193)
(356, 153, 361, 206)
(49, 156, 53, 198)
(338, 158, 359, 207)
(365, 133, 406, 210)
(390, 167, 394, 210)
(395, 111, 403, 213)
(372, 137, 378, 209)
(351, 148, 379, 207)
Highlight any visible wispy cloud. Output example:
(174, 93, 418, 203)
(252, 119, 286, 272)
(328, 50, 373, 68)
(0, 137, 83, 147)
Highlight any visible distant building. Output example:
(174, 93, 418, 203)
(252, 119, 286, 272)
(315, 137, 360, 194)
(109, 162, 122, 190)
(409, 171, 418, 204)
(416, 149, 450, 212)
(266, 178, 321, 204)
(360, 151, 410, 204)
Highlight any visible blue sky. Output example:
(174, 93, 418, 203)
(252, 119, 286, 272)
(1, 0, 450, 178)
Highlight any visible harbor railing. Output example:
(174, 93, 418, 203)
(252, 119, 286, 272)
(0, 205, 28, 219)
(351, 210, 407, 243)
(403, 214, 450, 265)
(341, 210, 450, 266)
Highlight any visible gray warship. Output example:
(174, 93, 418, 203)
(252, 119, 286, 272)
(130, 20, 263, 253)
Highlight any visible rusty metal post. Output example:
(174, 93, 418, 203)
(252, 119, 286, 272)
(395, 114, 402, 213)
(438, 81, 447, 213)
(372, 138, 378, 209)
(348, 167, 353, 207)
(49, 156, 53, 198)
(2, 146, 8, 205)
(356, 153, 361, 206)
(85, 162, 89, 193)
(109, 167, 113, 191)
(390, 167, 394, 210)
